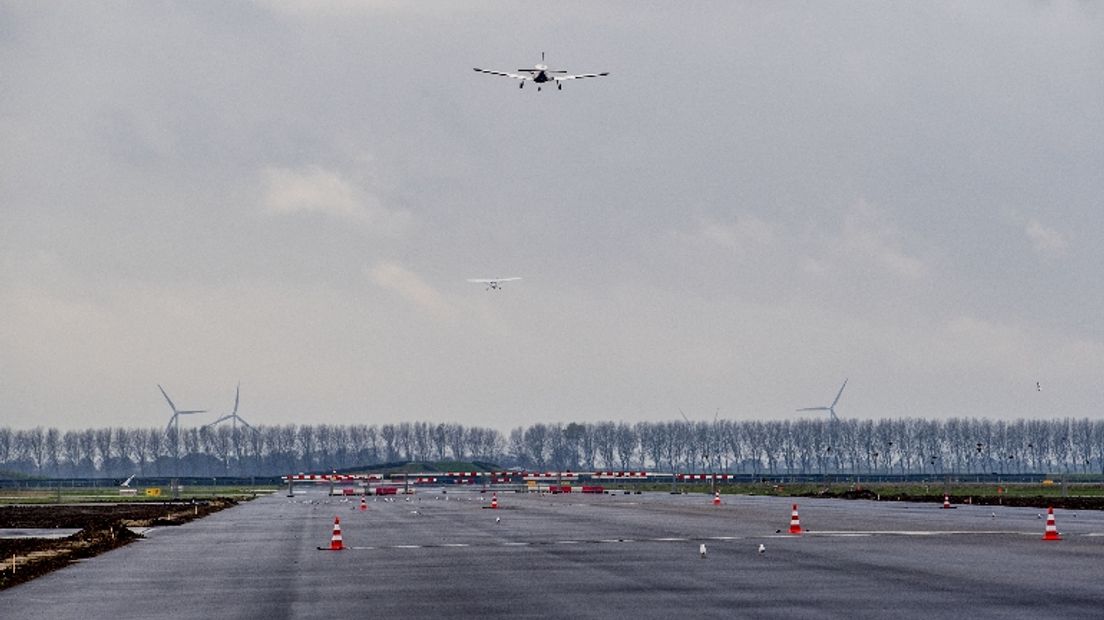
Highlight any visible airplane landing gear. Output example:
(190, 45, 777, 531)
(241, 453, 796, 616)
(537, 86, 542, 92)
(519, 82, 523, 89)
(557, 83, 562, 91)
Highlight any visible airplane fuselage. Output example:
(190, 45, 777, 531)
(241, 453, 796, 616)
(526, 64, 552, 83)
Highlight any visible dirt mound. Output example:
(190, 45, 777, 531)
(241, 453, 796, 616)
(0, 498, 241, 591)
(0, 499, 237, 529)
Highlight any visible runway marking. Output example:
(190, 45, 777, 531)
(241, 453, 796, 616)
(807, 530, 1029, 536)
(349, 530, 1046, 553)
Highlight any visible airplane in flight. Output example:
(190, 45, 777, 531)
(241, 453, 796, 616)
(473, 53, 609, 91)
(467, 277, 522, 291)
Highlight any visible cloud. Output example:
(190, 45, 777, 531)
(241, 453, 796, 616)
(696, 215, 776, 252)
(1024, 219, 1068, 257)
(367, 261, 452, 319)
(260, 165, 411, 236)
(836, 200, 928, 279)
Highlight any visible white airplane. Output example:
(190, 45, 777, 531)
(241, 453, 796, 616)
(467, 277, 522, 291)
(473, 53, 609, 91)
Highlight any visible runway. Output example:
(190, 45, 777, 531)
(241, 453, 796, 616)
(3, 488, 1103, 619)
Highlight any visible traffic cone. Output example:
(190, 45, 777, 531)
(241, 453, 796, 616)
(713, 491, 721, 506)
(327, 516, 344, 550)
(789, 504, 802, 535)
(490, 492, 499, 509)
(942, 494, 951, 509)
(1042, 507, 1061, 541)
(359, 497, 367, 512)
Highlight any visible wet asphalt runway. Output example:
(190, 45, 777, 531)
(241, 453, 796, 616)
(3, 487, 1103, 619)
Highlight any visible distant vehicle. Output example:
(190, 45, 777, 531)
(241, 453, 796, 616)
(467, 277, 522, 291)
(473, 52, 609, 91)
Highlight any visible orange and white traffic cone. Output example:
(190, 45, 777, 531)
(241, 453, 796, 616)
(1042, 506, 1061, 541)
(329, 516, 344, 550)
(317, 516, 344, 551)
(359, 496, 367, 512)
(713, 491, 721, 506)
(789, 504, 802, 535)
(490, 492, 499, 509)
(942, 494, 952, 509)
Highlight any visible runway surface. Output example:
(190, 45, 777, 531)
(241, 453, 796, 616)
(3, 488, 1103, 619)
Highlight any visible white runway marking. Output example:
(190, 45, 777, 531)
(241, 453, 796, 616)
(440, 543, 470, 547)
(807, 530, 1029, 536)
(503, 542, 529, 546)
(653, 537, 688, 542)
(556, 540, 581, 544)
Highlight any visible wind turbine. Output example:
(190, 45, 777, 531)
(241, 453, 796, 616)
(159, 384, 206, 437)
(159, 384, 206, 490)
(202, 383, 255, 433)
(796, 379, 848, 423)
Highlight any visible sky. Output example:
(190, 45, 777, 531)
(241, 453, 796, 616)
(1, 2, 1103, 431)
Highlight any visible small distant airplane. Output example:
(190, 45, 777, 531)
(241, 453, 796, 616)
(473, 52, 609, 91)
(1036, 381, 1042, 392)
(467, 277, 522, 291)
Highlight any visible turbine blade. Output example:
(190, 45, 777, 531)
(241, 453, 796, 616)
(831, 378, 848, 408)
(158, 384, 177, 413)
(177, 410, 206, 415)
(165, 415, 177, 436)
(233, 382, 240, 414)
(796, 407, 829, 412)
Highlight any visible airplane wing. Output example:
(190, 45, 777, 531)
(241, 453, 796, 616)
(473, 68, 532, 81)
(467, 277, 523, 283)
(553, 72, 610, 82)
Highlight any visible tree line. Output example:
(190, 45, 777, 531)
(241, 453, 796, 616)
(1, 417, 1102, 479)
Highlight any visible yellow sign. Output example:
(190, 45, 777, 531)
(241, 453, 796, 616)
(146, 488, 162, 496)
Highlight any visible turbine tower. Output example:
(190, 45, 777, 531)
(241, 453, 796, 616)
(202, 383, 255, 433)
(796, 378, 848, 423)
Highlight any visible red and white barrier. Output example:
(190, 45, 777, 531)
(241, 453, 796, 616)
(283, 473, 382, 483)
(677, 474, 737, 481)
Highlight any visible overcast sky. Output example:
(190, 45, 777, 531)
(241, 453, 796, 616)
(2, 2, 1102, 431)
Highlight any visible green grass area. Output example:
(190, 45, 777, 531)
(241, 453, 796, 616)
(0, 485, 275, 505)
